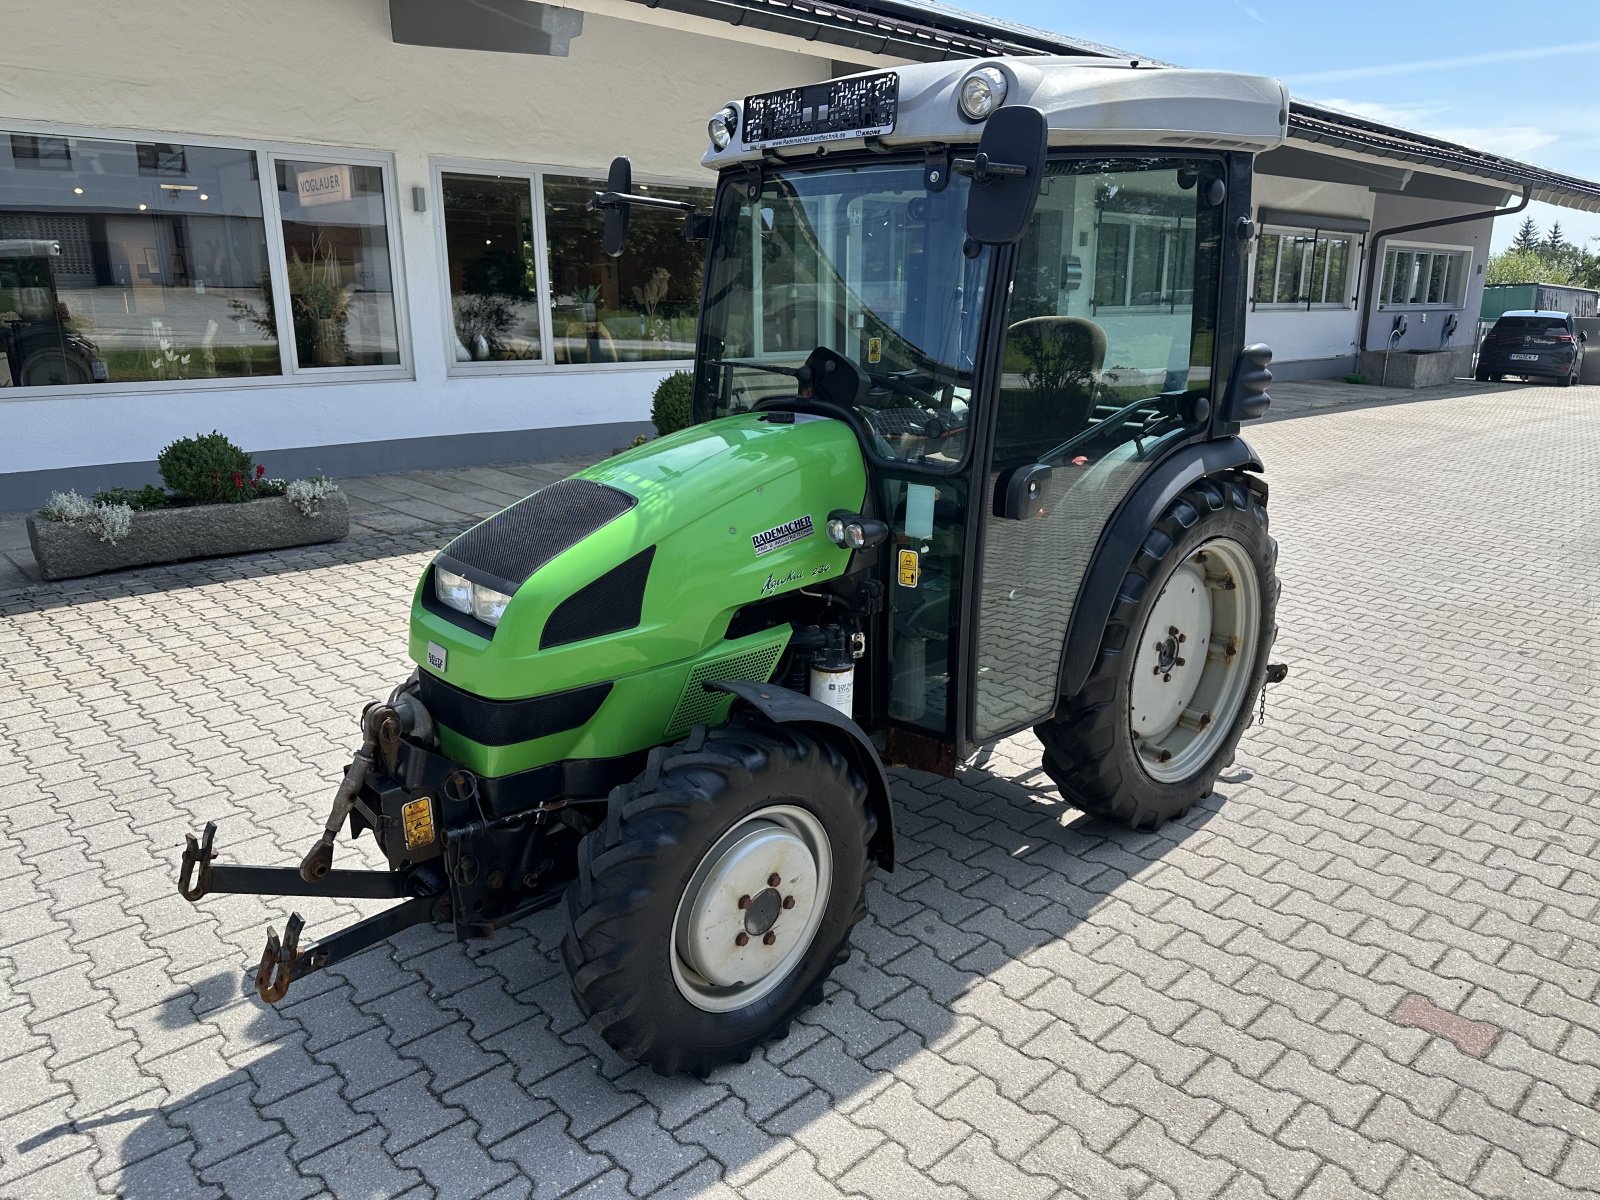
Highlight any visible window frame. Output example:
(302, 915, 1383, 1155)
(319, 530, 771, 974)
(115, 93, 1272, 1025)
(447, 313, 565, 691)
(1377, 240, 1473, 311)
(430, 156, 713, 377)
(1252, 224, 1356, 310)
(0, 117, 412, 402)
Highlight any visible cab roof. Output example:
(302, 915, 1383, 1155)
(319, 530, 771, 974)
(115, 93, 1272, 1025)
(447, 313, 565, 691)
(701, 58, 1288, 169)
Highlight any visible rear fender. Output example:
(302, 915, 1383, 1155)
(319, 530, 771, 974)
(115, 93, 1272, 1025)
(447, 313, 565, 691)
(1057, 436, 1265, 701)
(711, 680, 895, 871)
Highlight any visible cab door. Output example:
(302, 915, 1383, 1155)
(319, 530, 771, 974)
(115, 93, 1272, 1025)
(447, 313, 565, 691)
(969, 156, 1231, 742)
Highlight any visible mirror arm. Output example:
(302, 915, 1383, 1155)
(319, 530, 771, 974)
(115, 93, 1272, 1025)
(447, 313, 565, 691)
(590, 191, 697, 215)
(951, 152, 1030, 184)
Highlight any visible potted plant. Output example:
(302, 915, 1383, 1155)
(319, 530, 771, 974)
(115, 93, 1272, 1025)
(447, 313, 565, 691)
(25, 432, 349, 581)
(286, 247, 355, 367)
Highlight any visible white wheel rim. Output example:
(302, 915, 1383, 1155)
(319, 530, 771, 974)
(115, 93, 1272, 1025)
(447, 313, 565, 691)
(669, 804, 832, 1013)
(1128, 536, 1260, 784)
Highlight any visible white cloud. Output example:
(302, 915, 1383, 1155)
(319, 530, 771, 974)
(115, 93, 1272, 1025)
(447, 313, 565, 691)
(1292, 40, 1600, 84)
(1310, 97, 1441, 129)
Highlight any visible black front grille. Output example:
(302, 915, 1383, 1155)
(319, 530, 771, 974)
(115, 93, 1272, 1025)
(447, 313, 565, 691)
(417, 671, 612, 747)
(435, 478, 635, 595)
(541, 546, 656, 650)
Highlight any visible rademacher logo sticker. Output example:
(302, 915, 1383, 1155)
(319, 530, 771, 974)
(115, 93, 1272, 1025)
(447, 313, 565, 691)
(752, 515, 815, 557)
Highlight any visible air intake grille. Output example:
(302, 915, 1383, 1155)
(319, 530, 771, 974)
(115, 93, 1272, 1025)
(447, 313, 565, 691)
(435, 478, 634, 595)
(665, 641, 786, 740)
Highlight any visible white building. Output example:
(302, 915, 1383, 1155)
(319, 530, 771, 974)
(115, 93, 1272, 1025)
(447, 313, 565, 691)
(3, 0, 1598, 507)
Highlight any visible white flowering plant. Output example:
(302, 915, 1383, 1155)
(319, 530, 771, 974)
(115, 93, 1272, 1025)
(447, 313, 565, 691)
(285, 476, 339, 517)
(40, 490, 134, 544)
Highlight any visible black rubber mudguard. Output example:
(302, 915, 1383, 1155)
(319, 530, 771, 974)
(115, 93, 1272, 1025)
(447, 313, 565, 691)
(1056, 436, 1265, 701)
(711, 680, 896, 871)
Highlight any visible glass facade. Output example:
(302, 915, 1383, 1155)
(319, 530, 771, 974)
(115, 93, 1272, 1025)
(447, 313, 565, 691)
(273, 159, 401, 368)
(441, 173, 540, 362)
(0, 133, 277, 388)
(544, 175, 708, 364)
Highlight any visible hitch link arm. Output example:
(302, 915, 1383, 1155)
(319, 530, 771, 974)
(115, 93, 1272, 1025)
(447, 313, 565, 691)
(179, 821, 412, 902)
(256, 894, 438, 1004)
(298, 702, 401, 884)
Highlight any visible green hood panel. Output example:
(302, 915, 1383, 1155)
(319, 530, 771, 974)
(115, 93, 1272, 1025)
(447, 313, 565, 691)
(409, 414, 867, 762)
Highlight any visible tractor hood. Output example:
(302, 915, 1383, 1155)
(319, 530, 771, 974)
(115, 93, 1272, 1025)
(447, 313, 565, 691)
(408, 413, 868, 704)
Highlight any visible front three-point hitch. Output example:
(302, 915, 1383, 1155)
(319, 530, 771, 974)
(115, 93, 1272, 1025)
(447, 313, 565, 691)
(180, 819, 446, 1003)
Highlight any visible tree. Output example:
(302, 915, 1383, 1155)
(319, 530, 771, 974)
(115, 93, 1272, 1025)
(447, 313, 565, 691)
(1511, 217, 1542, 252)
(1485, 247, 1561, 286)
(1545, 222, 1566, 252)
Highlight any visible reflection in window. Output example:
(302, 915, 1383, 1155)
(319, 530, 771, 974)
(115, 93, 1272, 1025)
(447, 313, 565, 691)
(0, 131, 278, 389)
(543, 175, 709, 364)
(274, 159, 400, 368)
(442, 173, 540, 362)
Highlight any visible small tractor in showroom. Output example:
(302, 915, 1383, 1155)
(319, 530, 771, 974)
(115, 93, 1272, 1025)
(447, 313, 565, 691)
(179, 57, 1289, 1075)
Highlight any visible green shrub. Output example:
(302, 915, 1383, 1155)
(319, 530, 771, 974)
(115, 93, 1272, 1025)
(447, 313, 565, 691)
(1342, 373, 1366, 385)
(157, 432, 263, 504)
(650, 370, 695, 437)
(93, 484, 168, 511)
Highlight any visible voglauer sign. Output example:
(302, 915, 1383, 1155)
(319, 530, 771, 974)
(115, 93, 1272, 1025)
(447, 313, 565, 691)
(296, 165, 353, 207)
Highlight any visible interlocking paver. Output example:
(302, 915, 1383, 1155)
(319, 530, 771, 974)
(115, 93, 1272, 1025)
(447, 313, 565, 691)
(3, 382, 1598, 1198)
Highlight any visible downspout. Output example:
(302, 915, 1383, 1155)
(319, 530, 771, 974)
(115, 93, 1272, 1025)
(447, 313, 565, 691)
(1359, 186, 1530, 352)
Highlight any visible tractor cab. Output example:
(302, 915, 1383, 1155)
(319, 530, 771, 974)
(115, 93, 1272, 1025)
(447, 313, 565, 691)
(666, 59, 1286, 762)
(179, 58, 1290, 1077)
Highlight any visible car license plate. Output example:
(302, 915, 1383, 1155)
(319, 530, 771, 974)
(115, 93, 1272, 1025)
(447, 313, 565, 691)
(1509, 353, 1538, 361)
(743, 73, 898, 150)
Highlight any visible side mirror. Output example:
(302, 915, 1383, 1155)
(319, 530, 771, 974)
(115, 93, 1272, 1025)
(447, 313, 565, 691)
(1221, 343, 1273, 423)
(962, 106, 1048, 246)
(601, 156, 632, 258)
(1580, 330, 1589, 343)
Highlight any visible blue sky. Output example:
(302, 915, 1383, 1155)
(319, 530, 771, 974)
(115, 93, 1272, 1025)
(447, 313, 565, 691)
(966, 0, 1600, 253)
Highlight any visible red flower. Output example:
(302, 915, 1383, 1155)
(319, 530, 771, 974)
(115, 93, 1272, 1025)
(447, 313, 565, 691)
(255, 464, 265, 479)
(232, 471, 243, 490)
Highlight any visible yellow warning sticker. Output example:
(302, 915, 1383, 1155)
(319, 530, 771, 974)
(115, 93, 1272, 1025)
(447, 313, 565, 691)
(897, 548, 921, 588)
(867, 336, 883, 364)
(401, 796, 435, 850)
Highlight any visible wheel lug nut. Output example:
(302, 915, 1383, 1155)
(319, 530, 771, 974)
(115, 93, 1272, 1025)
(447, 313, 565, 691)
(737, 895, 751, 909)
(1163, 673, 1171, 682)
(735, 932, 749, 947)
(1168, 626, 1179, 636)
(762, 932, 776, 946)
(768, 873, 781, 887)
(1177, 633, 1186, 643)
(1175, 657, 1186, 667)
(782, 896, 796, 910)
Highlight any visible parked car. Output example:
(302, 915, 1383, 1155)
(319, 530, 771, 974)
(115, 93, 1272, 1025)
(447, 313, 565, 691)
(0, 239, 107, 388)
(1476, 309, 1587, 387)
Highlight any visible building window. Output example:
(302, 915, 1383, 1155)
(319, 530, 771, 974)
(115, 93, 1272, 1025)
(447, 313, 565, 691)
(1379, 245, 1469, 309)
(1254, 227, 1353, 307)
(273, 158, 402, 368)
(544, 174, 710, 364)
(1091, 215, 1196, 310)
(441, 173, 541, 362)
(1, 131, 278, 389)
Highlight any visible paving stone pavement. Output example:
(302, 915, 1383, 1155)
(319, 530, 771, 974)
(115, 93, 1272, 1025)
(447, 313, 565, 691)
(2, 381, 1599, 1199)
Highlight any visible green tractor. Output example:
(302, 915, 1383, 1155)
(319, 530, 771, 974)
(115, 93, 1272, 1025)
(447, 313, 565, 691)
(179, 58, 1289, 1075)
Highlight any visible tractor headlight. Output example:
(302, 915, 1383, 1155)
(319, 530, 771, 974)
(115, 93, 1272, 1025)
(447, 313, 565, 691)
(434, 567, 473, 614)
(471, 584, 513, 627)
(708, 104, 738, 151)
(958, 66, 1008, 121)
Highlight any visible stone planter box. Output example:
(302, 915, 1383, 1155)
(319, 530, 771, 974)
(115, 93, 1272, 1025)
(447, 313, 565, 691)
(26, 492, 349, 581)
(1357, 346, 1473, 389)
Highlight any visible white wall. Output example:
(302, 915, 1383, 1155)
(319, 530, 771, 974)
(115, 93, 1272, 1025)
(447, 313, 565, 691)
(0, 0, 832, 478)
(1244, 176, 1372, 372)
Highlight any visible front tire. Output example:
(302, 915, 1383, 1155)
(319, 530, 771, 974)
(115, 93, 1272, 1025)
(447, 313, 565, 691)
(563, 719, 874, 1075)
(1035, 474, 1278, 829)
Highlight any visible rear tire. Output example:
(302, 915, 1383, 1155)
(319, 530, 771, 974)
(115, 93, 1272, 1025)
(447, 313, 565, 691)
(1475, 371, 1489, 383)
(1034, 474, 1278, 829)
(563, 719, 874, 1076)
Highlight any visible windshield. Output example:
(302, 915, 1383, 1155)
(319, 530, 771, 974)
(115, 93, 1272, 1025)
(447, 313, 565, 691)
(696, 161, 991, 466)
